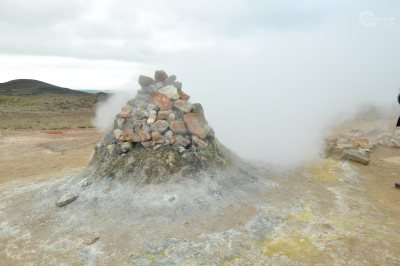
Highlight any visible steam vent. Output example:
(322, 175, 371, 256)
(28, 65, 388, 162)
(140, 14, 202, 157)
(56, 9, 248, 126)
(87, 70, 230, 183)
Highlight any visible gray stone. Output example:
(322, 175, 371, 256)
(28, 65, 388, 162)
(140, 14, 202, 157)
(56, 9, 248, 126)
(191, 103, 204, 114)
(174, 100, 192, 113)
(159, 85, 180, 100)
(342, 149, 370, 165)
(56, 193, 77, 207)
(155, 70, 168, 82)
(164, 75, 177, 85)
(175, 135, 191, 147)
(151, 120, 169, 133)
(138, 75, 154, 87)
(146, 103, 159, 112)
(173, 81, 182, 91)
(121, 142, 133, 153)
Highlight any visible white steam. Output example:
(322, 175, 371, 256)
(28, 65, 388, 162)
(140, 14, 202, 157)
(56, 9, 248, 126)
(91, 85, 135, 130)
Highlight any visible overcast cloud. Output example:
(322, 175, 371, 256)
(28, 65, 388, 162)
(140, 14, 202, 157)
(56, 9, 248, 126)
(0, 0, 399, 166)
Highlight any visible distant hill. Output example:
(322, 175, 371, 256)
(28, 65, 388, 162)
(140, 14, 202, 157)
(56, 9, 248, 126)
(0, 79, 88, 96)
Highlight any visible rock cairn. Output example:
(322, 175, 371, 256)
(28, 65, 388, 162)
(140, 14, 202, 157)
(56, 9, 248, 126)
(87, 70, 229, 183)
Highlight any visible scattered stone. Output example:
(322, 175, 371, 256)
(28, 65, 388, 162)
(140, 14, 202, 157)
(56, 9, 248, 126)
(175, 135, 191, 147)
(113, 129, 123, 140)
(191, 103, 204, 114)
(121, 142, 133, 153)
(159, 85, 180, 100)
(192, 135, 208, 149)
(147, 110, 157, 124)
(56, 193, 77, 207)
(342, 149, 370, 165)
(183, 113, 209, 139)
(121, 105, 133, 118)
(151, 120, 169, 133)
(84, 236, 100, 245)
(151, 92, 172, 110)
(154, 70, 168, 82)
(170, 120, 187, 134)
(138, 75, 154, 87)
(174, 100, 192, 113)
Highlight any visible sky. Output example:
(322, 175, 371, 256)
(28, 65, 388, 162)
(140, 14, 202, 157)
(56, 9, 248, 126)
(1, 0, 399, 165)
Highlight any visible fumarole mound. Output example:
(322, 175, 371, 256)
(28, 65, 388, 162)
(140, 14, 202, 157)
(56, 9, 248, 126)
(87, 70, 230, 183)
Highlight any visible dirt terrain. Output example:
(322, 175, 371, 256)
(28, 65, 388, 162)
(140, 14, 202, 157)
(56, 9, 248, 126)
(0, 129, 101, 185)
(0, 116, 399, 265)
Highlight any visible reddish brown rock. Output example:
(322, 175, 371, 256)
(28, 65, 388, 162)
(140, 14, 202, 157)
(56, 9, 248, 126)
(138, 130, 151, 142)
(170, 120, 187, 134)
(151, 92, 172, 110)
(157, 110, 170, 120)
(175, 135, 191, 147)
(183, 113, 209, 139)
(179, 91, 190, 101)
(151, 131, 164, 143)
(174, 100, 192, 113)
(192, 135, 208, 149)
(154, 70, 168, 82)
(121, 105, 133, 118)
(122, 131, 135, 142)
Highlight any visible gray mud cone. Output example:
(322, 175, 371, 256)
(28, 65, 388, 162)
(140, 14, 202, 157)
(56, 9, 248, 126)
(86, 70, 231, 184)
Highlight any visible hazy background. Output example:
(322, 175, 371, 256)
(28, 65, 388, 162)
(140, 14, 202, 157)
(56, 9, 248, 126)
(1, 0, 399, 165)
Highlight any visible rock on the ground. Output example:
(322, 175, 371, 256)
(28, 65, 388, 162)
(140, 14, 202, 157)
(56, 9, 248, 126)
(56, 193, 77, 207)
(342, 149, 371, 165)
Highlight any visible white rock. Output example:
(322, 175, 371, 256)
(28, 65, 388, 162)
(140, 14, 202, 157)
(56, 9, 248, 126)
(56, 193, 77, 207)
(121, 142, 133, 153)
(158, 85, 180, 100)
(113, 129, 123, 140)
(147, 110, 157, 124)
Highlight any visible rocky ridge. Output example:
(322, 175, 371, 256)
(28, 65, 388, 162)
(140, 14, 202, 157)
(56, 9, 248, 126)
(87, 70, 230, 183)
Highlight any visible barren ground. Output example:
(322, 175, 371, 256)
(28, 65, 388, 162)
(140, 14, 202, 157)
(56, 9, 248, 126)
(0, 117, 399, 265)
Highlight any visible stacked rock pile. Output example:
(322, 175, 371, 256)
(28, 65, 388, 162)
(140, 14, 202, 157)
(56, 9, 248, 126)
(87, 70, 229, 183)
